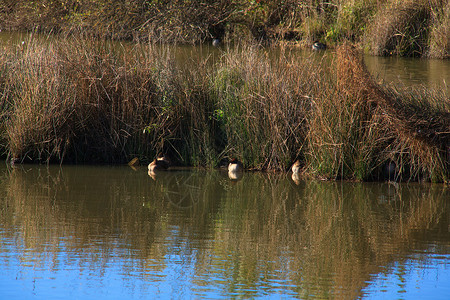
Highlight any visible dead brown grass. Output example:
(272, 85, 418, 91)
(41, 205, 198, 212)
(336, 42, 449, 181)
(364, 0, 450, 58)
(427, 0, 450, 58)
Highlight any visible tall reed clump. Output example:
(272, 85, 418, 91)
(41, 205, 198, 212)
(380, 84, 449, 182)
(210, 45, 316, 170)
(306, 42, 449, 182)
(364, 0, 435, 57)
(427, 0, 450, 58)
(0, 48, 11, 153)
(304, 44, 390, 180)
(0, 33, 205, 164)
(1, 37, 79, 162)
(164, 57, 224, 167)
(0, 33, 237, 166)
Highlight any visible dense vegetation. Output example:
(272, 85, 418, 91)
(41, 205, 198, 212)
(1, 0, 449, 58)
(0, 34, 448, 182)
(0, 1, 448, 181)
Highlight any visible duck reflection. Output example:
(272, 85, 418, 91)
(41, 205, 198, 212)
(128, 157, 140, 169)
(290, 160, 302, 185)
(148, 169, 158, 180)
(228, 171, 243, 181)
(291, 172, 301, 185)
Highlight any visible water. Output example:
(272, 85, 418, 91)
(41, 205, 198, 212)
(0, 164, 449, 299)
(364, 54, 450, 91)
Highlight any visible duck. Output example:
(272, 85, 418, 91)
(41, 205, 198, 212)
(291, 160, 301, 174)
(312, 41, 326, 51)
(212, 38, 221, 47)
(228, 158, 243, 173)
(148, 154, 170, 172)
(227, 158, 243, 180)
(148, 159, 168, 172)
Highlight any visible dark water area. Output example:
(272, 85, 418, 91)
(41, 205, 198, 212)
(0, 164, 449, 299)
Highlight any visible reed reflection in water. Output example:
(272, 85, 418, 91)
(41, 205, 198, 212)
(0, 164, 449, 299)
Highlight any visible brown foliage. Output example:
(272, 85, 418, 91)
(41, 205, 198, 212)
(336, 42, 449, 180)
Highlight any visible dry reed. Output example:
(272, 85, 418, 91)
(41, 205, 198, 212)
(211, 44, 314, 170)
(364, 0, 449, 57)
(334, 42, 448, 181)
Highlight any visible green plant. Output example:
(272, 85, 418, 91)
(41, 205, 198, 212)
(326, 0, 378, 43)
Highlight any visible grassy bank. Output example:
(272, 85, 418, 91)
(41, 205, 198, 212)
(1, 0, 449, 58)
(0, 35, 448, 182)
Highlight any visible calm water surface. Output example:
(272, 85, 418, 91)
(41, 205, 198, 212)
(0, 164, 449, 299)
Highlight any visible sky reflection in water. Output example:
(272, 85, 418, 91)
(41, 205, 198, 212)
(0, 165, 449, 299)
(363, 254, 450, 300)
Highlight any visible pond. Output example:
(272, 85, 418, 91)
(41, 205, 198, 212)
(0, 164, 449, 299)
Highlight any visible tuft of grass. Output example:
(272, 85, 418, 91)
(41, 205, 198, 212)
(427, 0, 450, 58)
(211, 44, 312, 170)
(307, 42, 449, 182)
(364, 0, 430, 56)
(0, 34, 180, 164)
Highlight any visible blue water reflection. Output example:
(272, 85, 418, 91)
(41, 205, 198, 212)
(0, 165, 449, 299)
(362, 253, 450, 300)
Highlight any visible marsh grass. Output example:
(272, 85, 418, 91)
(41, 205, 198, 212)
(309, 42, 449, 182)
(427, 0, 450, 58)
(364, 0, 449, 57)
(1, 34, 179, 163)
(211, 44, 314, 170)
(325, 0, 379, 43)
(0, 34, 448, 181)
